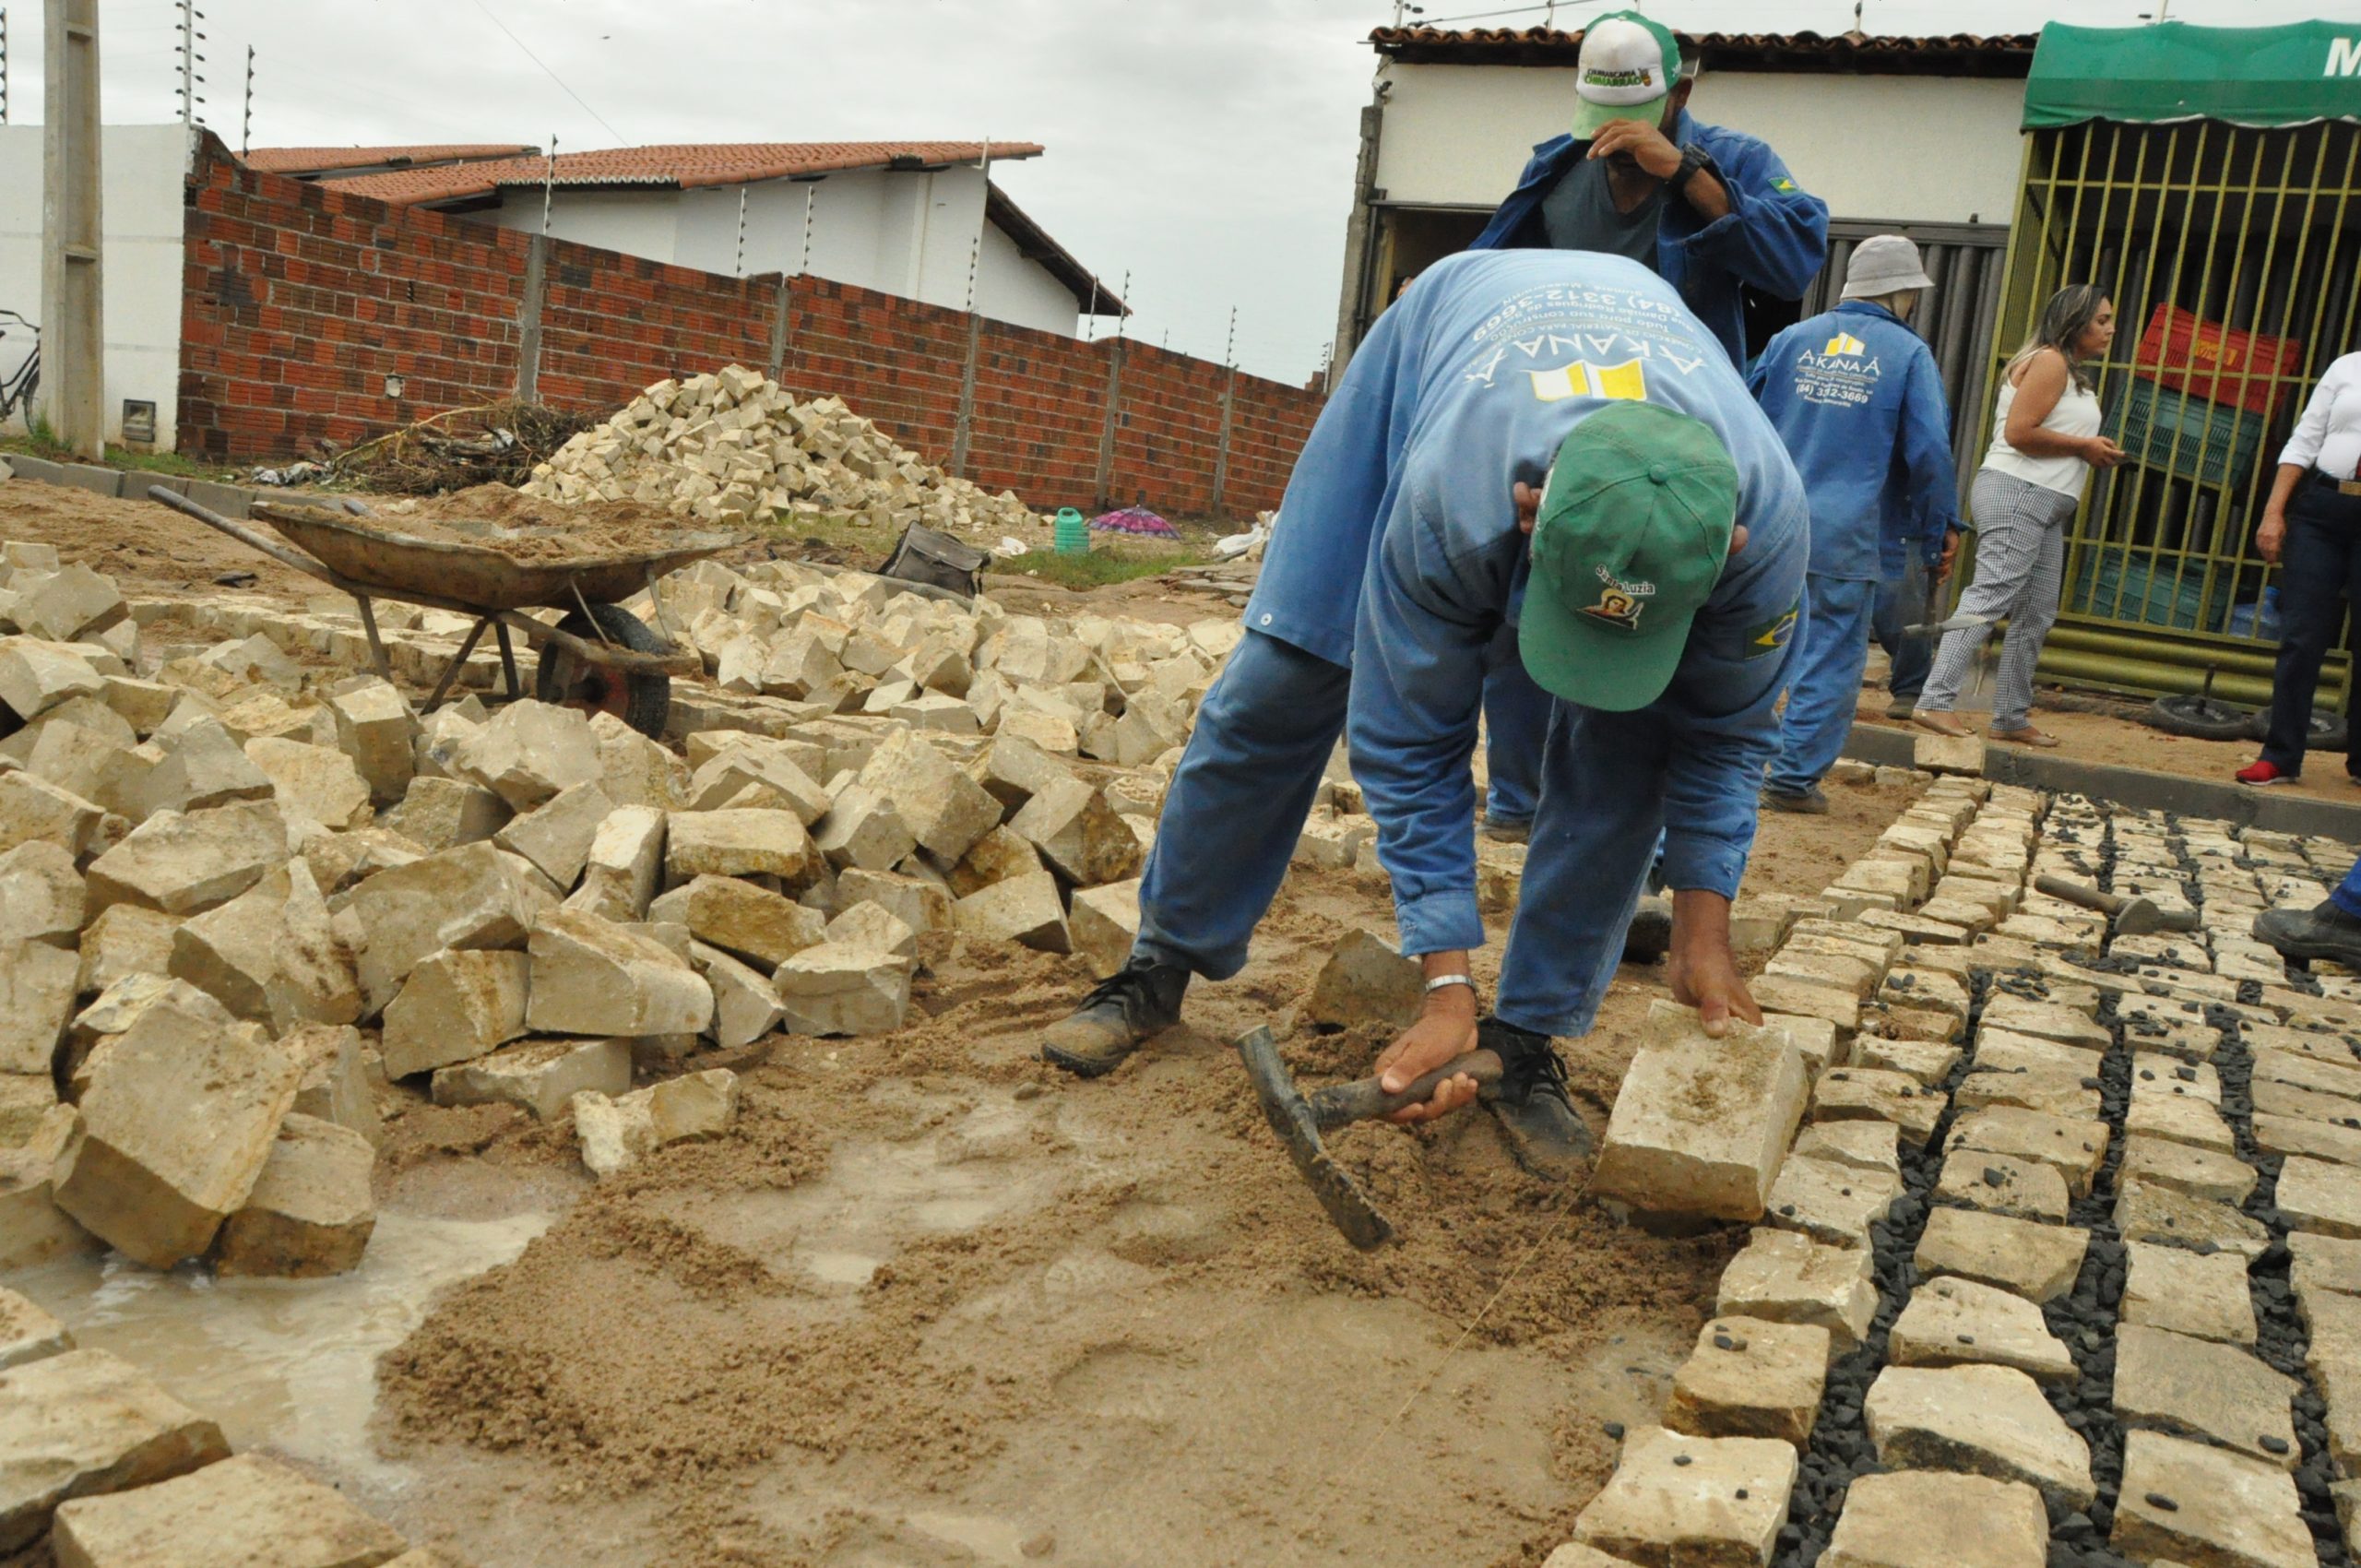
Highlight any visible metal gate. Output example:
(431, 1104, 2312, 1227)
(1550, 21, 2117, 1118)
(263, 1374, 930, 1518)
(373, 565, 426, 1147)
(1992, 118, 2361, 707)
(1797, 221, 2012, 505)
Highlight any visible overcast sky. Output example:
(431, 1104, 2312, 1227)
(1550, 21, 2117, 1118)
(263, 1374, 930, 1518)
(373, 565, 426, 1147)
(7, 0, 2361, 383)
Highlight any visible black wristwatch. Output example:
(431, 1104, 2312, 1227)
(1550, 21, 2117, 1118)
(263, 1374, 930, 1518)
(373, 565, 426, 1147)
(1673, 143, 1718, 198)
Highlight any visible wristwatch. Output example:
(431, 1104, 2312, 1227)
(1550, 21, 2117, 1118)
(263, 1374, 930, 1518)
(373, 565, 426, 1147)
(1673, 143, 1719, 198)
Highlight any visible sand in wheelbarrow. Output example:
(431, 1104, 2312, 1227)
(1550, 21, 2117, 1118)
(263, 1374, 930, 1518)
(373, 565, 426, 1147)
(371, 485, 724, 564)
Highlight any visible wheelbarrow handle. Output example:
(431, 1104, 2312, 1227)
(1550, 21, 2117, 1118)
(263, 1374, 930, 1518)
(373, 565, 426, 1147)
(146, 484, 337, 587)
(1306, 1049, 1507, 1131)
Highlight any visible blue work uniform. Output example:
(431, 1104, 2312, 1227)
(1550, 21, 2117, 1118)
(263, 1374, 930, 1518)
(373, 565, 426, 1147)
(1132, 250, 1809, 1039)
(1747, 299, 1961, 796)
(1468, 111, 1831, 368)
(1471, 109, 1827, 829)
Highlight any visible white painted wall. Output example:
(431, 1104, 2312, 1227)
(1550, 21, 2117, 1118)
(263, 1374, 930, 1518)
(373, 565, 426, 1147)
(1371, 61, 2027, 226)
(0, 123, 192, 448)
(478, 162, 1080, 333)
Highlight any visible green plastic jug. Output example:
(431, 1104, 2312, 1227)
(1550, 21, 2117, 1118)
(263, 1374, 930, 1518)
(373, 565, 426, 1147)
(1053, 507, 1090, 554)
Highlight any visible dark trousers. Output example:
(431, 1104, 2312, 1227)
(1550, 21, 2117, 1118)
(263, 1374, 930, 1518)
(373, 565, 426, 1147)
(1873, 575, 1934, 703)
(2260, 479, 2361, 775)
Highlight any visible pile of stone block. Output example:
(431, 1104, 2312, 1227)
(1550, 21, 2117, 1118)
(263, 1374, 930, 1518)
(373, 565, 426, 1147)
(519, 364, 1047, 536)
(0, 1285, 458, 1563)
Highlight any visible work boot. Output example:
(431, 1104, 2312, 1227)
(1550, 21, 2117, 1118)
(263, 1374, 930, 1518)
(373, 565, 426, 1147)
(1762, 785, 1831, 815)
(1481, 815, 1532, 846)
(2253, 901, 2361, 970)
(1477, 1017, 1595, 1182)
(1040, 957, 1191, 1077)
(1885, 696, 1916, 720)
(1623, 895, 1674, 966)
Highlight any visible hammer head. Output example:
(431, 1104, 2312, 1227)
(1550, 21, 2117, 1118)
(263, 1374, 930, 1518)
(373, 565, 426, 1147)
(2113, 896, 2167, 937)
(1236, 1026, 1395, 1251)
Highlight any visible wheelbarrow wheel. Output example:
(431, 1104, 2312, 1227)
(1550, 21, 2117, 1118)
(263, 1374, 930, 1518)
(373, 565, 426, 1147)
(2142, 693, 2255, 742)
(535, 602, 670, 740)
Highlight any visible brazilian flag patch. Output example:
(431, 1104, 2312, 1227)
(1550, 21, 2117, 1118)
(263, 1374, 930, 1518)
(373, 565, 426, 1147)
(1772, 176, 1797, 193)
(1743, 605, 1799, 659)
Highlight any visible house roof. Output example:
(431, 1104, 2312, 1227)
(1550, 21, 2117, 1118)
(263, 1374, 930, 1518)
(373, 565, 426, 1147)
(1369, 27, 2038, 77)
(319, 140, 1046, 207)
(985, 183, 1124, 317)
(243, 144, 540, 177)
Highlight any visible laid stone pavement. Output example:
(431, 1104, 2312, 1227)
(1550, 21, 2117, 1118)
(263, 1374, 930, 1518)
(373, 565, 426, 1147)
(1567, 779, 2361, 1568)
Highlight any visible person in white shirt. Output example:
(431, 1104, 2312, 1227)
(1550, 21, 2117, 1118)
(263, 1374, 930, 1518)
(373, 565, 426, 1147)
(1913, 286, 2124, 745)
(2236, 350, 2361, 787)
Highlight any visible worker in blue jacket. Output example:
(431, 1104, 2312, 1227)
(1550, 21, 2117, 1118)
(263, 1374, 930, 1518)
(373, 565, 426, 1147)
(1464, 11, 1827, 871)
(1039, 249, 1809, 1180)
(1747, 236, 1963, 812)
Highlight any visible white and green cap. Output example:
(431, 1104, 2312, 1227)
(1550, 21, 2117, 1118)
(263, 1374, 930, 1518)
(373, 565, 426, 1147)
(1571, 11, 1684, 140)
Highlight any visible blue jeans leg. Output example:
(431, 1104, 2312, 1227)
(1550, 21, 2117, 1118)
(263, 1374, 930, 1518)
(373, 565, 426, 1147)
(2260, 488, 2361, 772)
(1768, 576, 1876, 797)
(1874, 575, 1932, 703)
(1496, 704, 1669, 1039)
(1481, 654, 1551, 827)
(1132, 629, 1350, 981)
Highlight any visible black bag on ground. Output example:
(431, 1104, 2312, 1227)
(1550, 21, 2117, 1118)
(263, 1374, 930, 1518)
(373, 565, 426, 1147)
(879, 523, 988, 600)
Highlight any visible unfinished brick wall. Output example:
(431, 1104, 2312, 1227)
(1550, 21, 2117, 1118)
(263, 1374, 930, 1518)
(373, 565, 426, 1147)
(177, 135, 1321, 517)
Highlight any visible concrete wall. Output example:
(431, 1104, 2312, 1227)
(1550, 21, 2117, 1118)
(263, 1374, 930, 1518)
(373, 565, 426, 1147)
(0, 123, 193, 448)
(1370, 61, 2026, 226)
(480, 163, 1080, 335)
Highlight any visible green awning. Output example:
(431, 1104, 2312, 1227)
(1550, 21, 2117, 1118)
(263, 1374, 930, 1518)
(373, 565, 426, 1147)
(2025, 20, 2361, 130)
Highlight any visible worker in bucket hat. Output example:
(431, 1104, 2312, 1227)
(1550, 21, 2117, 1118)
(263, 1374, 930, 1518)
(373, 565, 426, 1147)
(1749, 235, 1964, 813)
(1464, 10, 1827, 857)
(1037, 250, 1809, 1181)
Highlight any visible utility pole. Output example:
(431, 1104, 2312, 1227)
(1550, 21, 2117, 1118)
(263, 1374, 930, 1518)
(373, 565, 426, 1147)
(540, 134, 557, 236)
(42, 0, 104, 457)
(240, 44, 255, 157)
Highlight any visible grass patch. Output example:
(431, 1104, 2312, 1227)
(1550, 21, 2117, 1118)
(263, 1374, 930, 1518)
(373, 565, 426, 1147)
(992, 546, 1207, 590)
(1, 430, 233, 480)
(752, 510, 1205, 591)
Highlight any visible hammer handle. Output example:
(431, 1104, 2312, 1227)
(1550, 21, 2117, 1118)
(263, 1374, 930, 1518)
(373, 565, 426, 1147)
(2034, 875, 2125, 916)
(1309, 1049, 1506, 1132)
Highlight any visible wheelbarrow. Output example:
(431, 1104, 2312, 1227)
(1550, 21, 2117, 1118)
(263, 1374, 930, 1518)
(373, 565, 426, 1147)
(148, 486, 748, 739)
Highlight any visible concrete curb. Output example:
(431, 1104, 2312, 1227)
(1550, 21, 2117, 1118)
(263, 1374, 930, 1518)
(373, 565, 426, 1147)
(1842, 721, 2361, 838)
(0, 454, 258, 518)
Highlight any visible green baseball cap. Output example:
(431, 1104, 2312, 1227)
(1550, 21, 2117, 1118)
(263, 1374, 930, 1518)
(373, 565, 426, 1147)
(1520, 400, 1738, 713)
(1571, 11, 1685, 140)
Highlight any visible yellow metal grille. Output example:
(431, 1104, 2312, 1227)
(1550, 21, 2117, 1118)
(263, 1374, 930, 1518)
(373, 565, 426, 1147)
(1978, 119, 2361, 708)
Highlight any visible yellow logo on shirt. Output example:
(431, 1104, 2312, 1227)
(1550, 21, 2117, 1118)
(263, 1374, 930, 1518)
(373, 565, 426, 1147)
(1527, 360, 1651, 403)
(1823, 332, 1869, 357)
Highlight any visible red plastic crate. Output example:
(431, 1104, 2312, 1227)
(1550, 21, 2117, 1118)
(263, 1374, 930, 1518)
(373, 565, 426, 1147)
(2131, 303, 2305, 421)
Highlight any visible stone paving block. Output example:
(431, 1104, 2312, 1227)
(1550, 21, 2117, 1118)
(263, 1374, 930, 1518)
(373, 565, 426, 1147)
(1789, 1120, 1899, 1177)
(1931, 1149, 2070, 1222)
(213, 1112, 376, 1279)
(1715, 1228, 1877, 1351)
(1747, 974, 1860, 1034)
(1304, 931, 1423, 1031)
(952, 869, 1070, 954)
(1665, 1315, 1831, 1447)
(1819, 1470, 2048, 1568)
(0, 1109, 91, 1270)
(84, 799, 289, 918)
(2115, 1176, 2271, 1261)
(455, 699, 600, 810)
(1809, 1066, 1943, 1147)
(1069, 879, 1140, 978)
(2112, 1429, 2313, 1568)
(2251, 1076, 2361, 1128)
(571, 1068, 741, 1177)
(380, 949, 530, 1079)
(646, 873, 825, 970)
(343, 840, 552, 1012)
(1571, 1424, 1796, 1568)
(1887, 1274, 2075, 1384)
(169, 861, 360, 1035)
(379, 775, 510, 852)
(0, 941, 77, 1079)
(1850, 1036, 1958, 1087)
(1977, 993, 2108, 1050)
(1912, 732, 1983, 774)
(0, 1286, 70, 1371)
(326, 677, 415, 807)
(2114, 1324, 2296, 1467)
(1010, 775, 1140, 887)
(2272, 1155, 2361, 1239)
(2250, 1045, 2361, 1103)
(566, 804, 666, 923)
(244, 736, 373, 831)
(689, 943, 782, 1049)
(1540, 1547, 1633, 1568)
(2251, 1111, 2361, 1167)
(2293, 1230, 2361, 1301)
(812, 782, 915, 873)
(774, 942, 913, 1037)
(1762, 1156, 1900, 1249)
(492, 780, 611, 889)
(281, 1024, 379, 1146)
(857, 729, 1001, 863)
(1946, 1106, 2109, 1196)
(525, 909, 713, 1039)
(74, 904, 181, 998)
(834, 867, 955, 965)
(2122, 1240, 2256, 1346)
(1880, 968, 1968, 1023)
(53, 1004, 299, 1268)
(665, 807, 818, 891)
(1762, 1013, 1844, 1075)
(1766, 949, 1881, 999)
(1914, 1206, 2089, 1303)
(2118, 1134, 2258, 1206)
(431, 1036, 630, 1122)
(1952, 1066, 2101, 1122)
(0, 840, 85, 950)
(49, 1449, 409, 1568)
(1591, 1010, 1808, 1223)
(0, 1347, 230, 1551)
(1864, 1362, 2094, 1512)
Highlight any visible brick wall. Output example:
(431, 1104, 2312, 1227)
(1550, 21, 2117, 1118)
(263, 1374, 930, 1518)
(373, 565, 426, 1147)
(178, 135, 1322, 517)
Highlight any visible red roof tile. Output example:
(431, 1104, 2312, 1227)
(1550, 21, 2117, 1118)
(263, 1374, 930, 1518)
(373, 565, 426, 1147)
(320, 141, 1045, 207)
(243, 144, 540, 175)
(1370, 27, 2036, 77)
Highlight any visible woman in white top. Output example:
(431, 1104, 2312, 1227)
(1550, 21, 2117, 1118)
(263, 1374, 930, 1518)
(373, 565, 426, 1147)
(1914, 286, 2124, 745)
(2235, 350, 2361, 787)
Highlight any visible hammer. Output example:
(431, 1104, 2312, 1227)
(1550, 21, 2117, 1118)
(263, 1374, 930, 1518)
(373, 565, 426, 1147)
(2033, 874, 2201, 936)
(1237, 1026, 1504, 1250)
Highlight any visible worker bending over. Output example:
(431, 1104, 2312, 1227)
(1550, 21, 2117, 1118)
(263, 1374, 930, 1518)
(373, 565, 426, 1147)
(1038, 249, 1809, 1176)
(1748, 236, 1963, 812)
